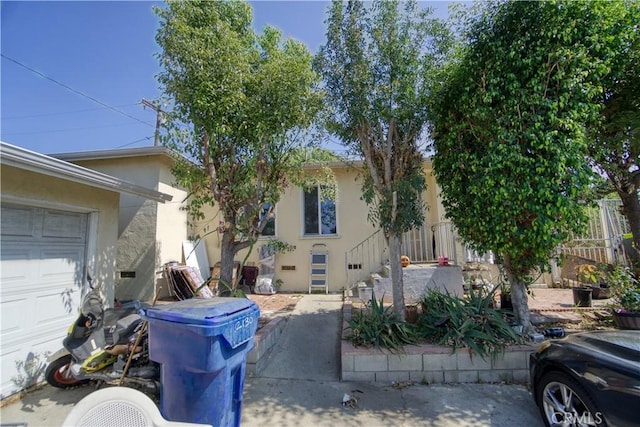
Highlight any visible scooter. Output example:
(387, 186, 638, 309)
(45, 274, 160, 393)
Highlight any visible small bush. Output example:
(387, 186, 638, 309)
(416, 288, 524, 360)
(608, 265, 640, 312)
(346, 291, 419, 351)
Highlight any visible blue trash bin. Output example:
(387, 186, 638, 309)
(144, 297, 260, 426)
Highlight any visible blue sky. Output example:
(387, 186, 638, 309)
(1, 1, 456, 155)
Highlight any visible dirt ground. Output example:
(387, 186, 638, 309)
(526, 287, 612, 311)
(247, 292, 304, 329)
(247, 287, 614, 331)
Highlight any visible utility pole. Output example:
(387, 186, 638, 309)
(142, 99, 163, 146)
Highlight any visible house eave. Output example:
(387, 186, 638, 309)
(0, 142, 173, 203)
(50, 146, 176, 162)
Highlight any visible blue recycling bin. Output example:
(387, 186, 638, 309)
(144, 297, 260, 426)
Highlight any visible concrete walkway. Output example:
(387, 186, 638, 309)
(257, 294, 343, 381)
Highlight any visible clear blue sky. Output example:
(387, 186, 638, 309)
(1, 1, 456, 155)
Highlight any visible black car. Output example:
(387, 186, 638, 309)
(530, 330, 640, 427)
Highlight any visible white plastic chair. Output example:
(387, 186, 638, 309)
(62, 386, 212, 427)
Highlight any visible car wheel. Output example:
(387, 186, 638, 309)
(536, 371, 605, 427)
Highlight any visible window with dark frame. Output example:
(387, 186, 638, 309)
(260, 202, 275, 236)
(303, 185, 337, 235)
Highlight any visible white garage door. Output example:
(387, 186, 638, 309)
(1, 203, 88, 398)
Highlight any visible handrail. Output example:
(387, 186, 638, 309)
(344, 222, 459, 290)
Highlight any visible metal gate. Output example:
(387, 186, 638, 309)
(560, 199, 631, 265)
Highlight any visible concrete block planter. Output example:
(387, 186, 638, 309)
(246, 316, 288, 376)
(341, 301, 535, 384)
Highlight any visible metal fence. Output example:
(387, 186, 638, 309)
(559, 199, 631, 265)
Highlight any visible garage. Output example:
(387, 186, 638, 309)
(0, 203, 89, 398)
(0, 141, 173, 398)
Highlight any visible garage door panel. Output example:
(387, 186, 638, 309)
(36, 287, 80, 322)
(2, 316, 74, 350)
(1, 296, 28, 335)
(39, 248, 85, 283)
(2, 332, 67, 397)
(0, 246, 37, 288)
(0, 205, 35, 237)
(1, 203, 88, 398)
(1, 346, 22, 397)
(42, 209, 86, 240)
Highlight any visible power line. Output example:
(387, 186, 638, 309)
(1, 54, 154, 128)
(117, 136, 154, 148)
(3, 121, 146, 136)
(3, 103, 140, 120)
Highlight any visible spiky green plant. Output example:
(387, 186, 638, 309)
(417, 288, 524, 360)
(347, 291, 419, 351)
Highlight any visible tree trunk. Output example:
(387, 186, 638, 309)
(388, 232, 406, 321)
(619, 188, 640, 265)
(503, 255, 533, 334)
(218, 229, 237, 296)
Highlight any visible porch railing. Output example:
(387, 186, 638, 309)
(344, 221, 458, 289)
(344, 229, 388, 289)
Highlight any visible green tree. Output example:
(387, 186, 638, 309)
(587, 1, 640, 263)
(428, 0, 616, 332)
(316, 0, 450, 319)
(155, 0, 322, 293)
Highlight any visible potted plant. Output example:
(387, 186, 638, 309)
(607, 265, 640, 329)
(573, 264, 596, 307)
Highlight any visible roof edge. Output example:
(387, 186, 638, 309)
(50, 146, 175, 162)
(0, 142, 173, 203)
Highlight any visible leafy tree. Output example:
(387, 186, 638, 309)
(155, 0, 322, 293)
(586, 1, 640, 263)
(316, 0, 450, 319)
(428, 0, 617, 332)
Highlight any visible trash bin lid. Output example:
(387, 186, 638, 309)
(144, 297, 257, 326)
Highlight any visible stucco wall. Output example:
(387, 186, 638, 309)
(1, 165, 119, 303)
(69, 156, 188, 302)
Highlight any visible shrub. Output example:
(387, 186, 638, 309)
(346, 291, 419, 351)
(416, 288, 524, 360)
(608, 265, 640, 312)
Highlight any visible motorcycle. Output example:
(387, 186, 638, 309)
(45, 275, 160, 393)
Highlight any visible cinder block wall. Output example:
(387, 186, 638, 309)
(341, 302, 534, 384)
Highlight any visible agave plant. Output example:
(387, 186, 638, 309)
(417, 287, 523, 360)
(346, 290, 419, 351)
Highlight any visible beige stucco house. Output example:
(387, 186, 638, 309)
(195, 160, 462, 294)
(52, 146, 463, 297)
(0, 141, 171, 399)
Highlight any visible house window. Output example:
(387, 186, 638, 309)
(260, 203, 275, 236)
(303, 186, 337, 235)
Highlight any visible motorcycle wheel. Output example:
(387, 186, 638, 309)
(45, 354, 89, 388)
